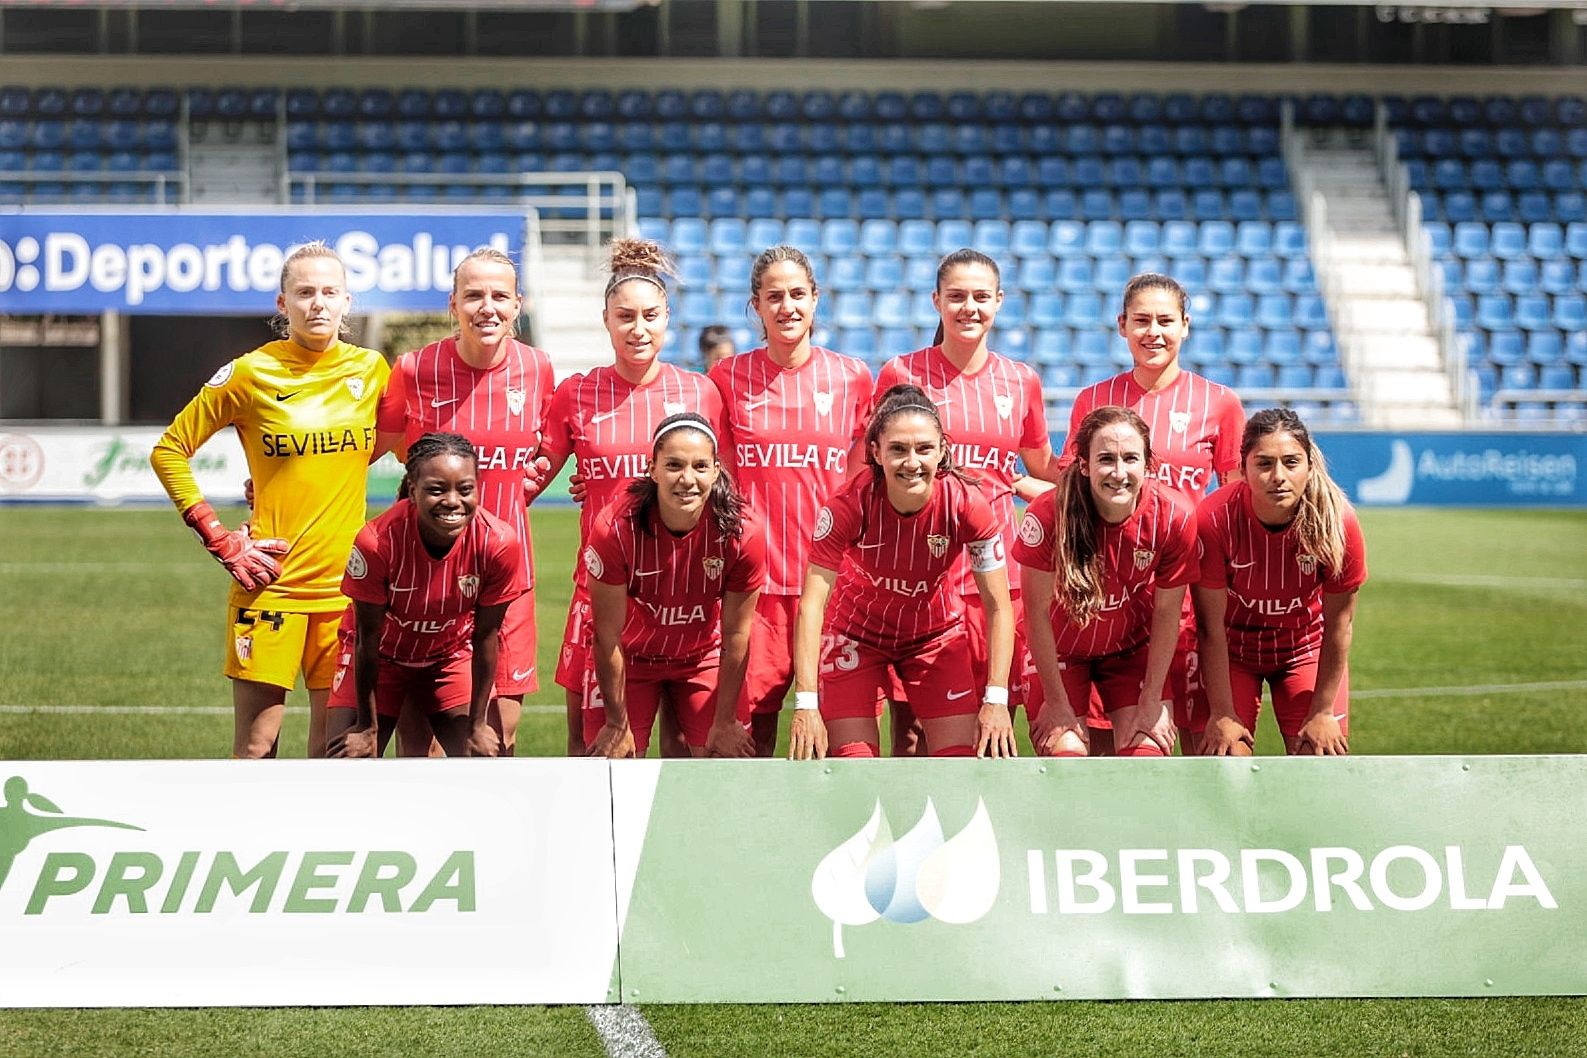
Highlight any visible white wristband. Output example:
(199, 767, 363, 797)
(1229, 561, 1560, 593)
(794, 691, 820, 712)
(982, 686, 1009, 707)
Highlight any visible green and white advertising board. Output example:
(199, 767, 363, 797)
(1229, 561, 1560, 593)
(1, 756, 1582, 1006)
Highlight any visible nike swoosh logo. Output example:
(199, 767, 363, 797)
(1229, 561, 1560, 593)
(633, 569, 662, 577)
(591, 410, 622, 425)
(856, 543, 884, 549)
(1231, 561, 1256, 569)
(430, 397, 457, 408)
(512, 667, 535, 681)
(388, 584, 421, 592)
(274, 392, 296, 401)
(945, 689, 972, 701)
(744, 397, 774, 412)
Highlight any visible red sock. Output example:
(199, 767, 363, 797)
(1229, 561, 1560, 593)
(931, 744, 976, 758)
(833, 741, 880, 758)
(1118, 742, 1166, 757)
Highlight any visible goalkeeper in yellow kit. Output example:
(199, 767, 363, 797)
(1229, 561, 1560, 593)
(152, 241, 389, 758)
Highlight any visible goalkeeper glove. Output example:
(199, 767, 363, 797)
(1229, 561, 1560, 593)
(181, 501, 290, 592)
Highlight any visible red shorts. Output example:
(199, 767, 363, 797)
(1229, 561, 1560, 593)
(891, 593, 1028, 709)
(1223, 655, 1351, 739)
(582, 653, 743, 756)
(1027, 641, 1151, 724)
(327, 646, 473, 718)
(1084, 614, 1198, 732)
(554, 589, 592, 692)
(495, 587, 539, 696)
(821, 624, 980, 722)
(744, 593, 798, 715)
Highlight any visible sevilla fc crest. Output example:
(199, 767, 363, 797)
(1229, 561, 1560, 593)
(458, 573, 481, 598)
(927, 533, 950, 559)
(994, 393, 1013, 420)
(813, 507, 833, 541)
(234, 635, 253, 664)
(1297, 554, 1318, 576)
(345, 377, 366, 400)
(663, 400, 686, 416)
(1133, 548, 1154, 571)
(703, 556, 725, 580)
(506, 386, 526, 415)
(1169, 411, 1190, 434)
(814, 391, 834, 416)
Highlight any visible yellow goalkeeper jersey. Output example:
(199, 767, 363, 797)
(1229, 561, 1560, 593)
(151, 338, 390, 613)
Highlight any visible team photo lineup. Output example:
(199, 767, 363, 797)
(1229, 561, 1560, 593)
(148, 231, 1364, 762)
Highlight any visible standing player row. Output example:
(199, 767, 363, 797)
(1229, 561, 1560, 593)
(151, 236, 1360, 759)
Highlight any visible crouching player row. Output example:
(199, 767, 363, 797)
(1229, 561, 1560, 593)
(1016, 406, 1367, 758)
(326, 433, 525, 758)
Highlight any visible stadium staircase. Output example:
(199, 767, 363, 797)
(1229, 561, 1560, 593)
(1294, 136, 1460, 427)
(186, 138, 278, 204)
(531, 248, 612, 377)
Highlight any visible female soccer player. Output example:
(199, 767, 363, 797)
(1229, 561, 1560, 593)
(583, 414, 765, 758)
(376, 247, 554, 755)
(1065, 272, 1246, 754)
(537, 237, 724, 755)
(1194, 409, 1367, 756)
(876, 249, 1061, 752)
(1013, 407, 1199, 757)
(789, 384, 1017, 761)
(151, 241, 389, 759)
(326, 433, 524, 758)
(708, 245, 873, 755)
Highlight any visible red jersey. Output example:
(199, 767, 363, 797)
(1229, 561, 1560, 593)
(342, 500, 526, 665)
(541, 363, 725, 584)
(584, 494, 766, 664)
(810, 472, 1003, 654)
(1197, 481, 1368, 669)
(377, 337, 555, 588)
(1012, 478, 1199, 660)
(877, 346, 1047, 596)
(709, 347, 873, 595)
(1065, 370, 1244, 501)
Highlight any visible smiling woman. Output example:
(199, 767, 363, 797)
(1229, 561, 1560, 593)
(324, 432, 526, 760)
(582, 413, 765, 759)
(149, 240, 390, 760)
(376, 248, 556, 757)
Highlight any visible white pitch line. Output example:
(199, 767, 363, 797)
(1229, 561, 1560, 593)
(586, 1005, 667, 1058)
(0, 703, 565, 716)
(1353, 678, 1587, 700)
(0, 562, 186, 573)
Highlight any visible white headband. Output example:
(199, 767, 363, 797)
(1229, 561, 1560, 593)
(654, 418, 716, 447)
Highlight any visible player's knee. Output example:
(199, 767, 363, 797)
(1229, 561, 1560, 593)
(833, 741, 880, 758)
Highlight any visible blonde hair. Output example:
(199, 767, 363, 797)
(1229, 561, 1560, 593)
(273, 240, 350, 340)
(450, 247, 521, 337)
(1241, 409, 1348, 573)
(604, 237, 675, 302)
(1051, 407, 1154, 627)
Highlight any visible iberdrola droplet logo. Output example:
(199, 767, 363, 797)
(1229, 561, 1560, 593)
(810, 797, 999, 958)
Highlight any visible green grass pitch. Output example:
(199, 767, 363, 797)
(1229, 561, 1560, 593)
(0, 503, 1584, 1056)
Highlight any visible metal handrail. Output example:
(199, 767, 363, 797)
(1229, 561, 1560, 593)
(0, 170, 186, 199)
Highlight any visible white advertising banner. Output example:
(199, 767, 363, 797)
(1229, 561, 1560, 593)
(0, 760, 619, 1007)
(0, 427, 247, 503)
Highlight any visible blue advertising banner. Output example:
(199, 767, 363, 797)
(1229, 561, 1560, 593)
(0, 211, 524, 314)
(1048, 431, 1586, 507)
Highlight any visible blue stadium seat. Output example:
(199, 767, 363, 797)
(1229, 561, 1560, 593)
(1198, 222, 1236, 256)
(1168, 255, 1206, 289)
(1527, 332, 1565, 366)
(1207, 256, 1245, 293)
(1247, 258, 1283, 295)
(973, 220, 1012, 257)
(967, 188, 1003, 221)
(1030, 293, 1065, 329)
(1161, 221, 1198, 256)
(677, 255, 713, 290)
(1018, 256, 1056, 293)
(1056, 257, 1094, 292)
(1557, 295, 1587, 331)
(869, 260, 906, 296)
(1064, 292, 1105, 330)
(821, 219, 859, 256)
(935, 219, 973, 255)
(1452, 222, 1490, 258)
(815, 188, 853, 219)
(1084, 221, 1123, 256)
(1490, 222, 1528, 259)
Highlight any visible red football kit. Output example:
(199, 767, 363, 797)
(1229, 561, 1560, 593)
(1013, 478, 1199, 719)
(378, 336, 554, 693)
(329, 501, 525, 716)
(1196, 481, 1369, 736)
(582, 495, 766, 754)
(809, 472, 1004, 721)
(710, 346, 873, 713)
(541, 363, 725, 691)
(1062, 369, 1245, 732)
(877, 346, 1046, 703)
